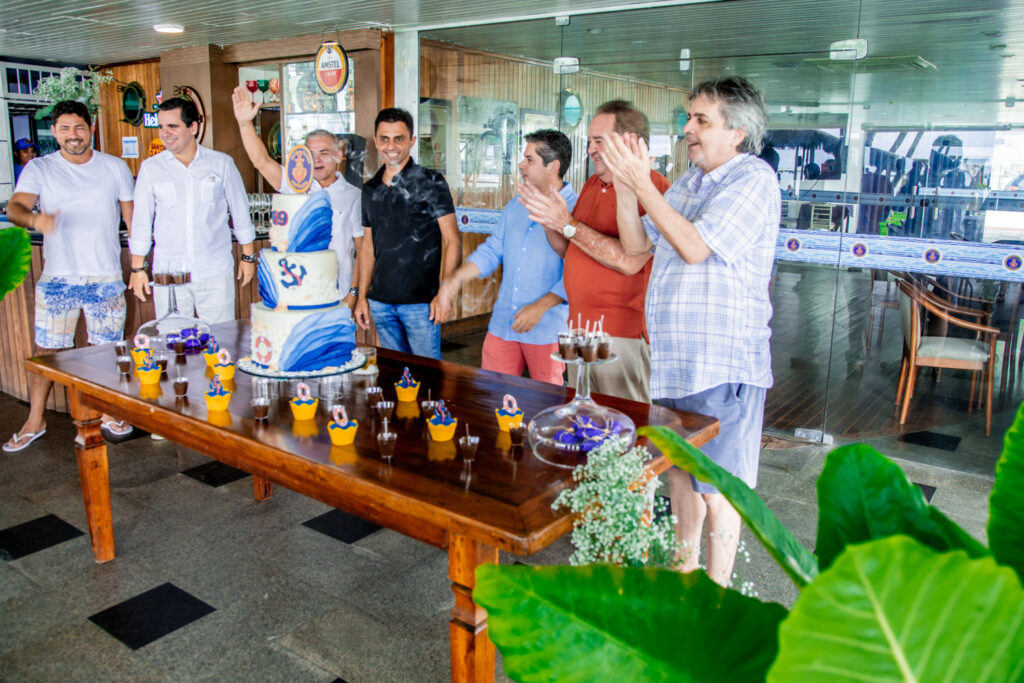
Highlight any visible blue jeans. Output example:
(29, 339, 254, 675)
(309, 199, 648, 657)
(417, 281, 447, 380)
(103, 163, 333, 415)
(368, 299, 441, 359)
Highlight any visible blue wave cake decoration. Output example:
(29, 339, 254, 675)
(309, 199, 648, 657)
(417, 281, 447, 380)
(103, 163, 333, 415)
(277, 308, 357, 372)
(256, 253, 278, 309)
(288, 190, 333, 252)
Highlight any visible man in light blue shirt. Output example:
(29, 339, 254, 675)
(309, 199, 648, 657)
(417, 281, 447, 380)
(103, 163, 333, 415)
(437, 130, 575, 384)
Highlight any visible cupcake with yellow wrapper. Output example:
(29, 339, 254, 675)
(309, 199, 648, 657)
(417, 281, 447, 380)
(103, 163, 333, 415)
(204, 375, 232, 412)
(289, 382, 319, 420)
(203, 338, 221, 367)
(130, 333, 152, 365)
(394, 366, 421, 402)
(212, 349, 236, 381)
(135, 351, 162, 385)
(495, 394, 524, 432)
(327, 405, 358, 446)
(427, 400, 457, 441)
(207, 410, 232, 428)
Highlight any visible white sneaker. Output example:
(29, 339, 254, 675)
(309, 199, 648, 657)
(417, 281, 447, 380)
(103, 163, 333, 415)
(151, 433, 165, 441)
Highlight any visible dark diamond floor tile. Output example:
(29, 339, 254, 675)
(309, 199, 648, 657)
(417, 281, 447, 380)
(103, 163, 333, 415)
(0, 514, 84, 561)
(330, 678, 350, 683)
(898, 430, 962, 452)
(914, 482, 937, 503)
(302, 509, 381, 544)
(89, 583, 215, 650)
(181, 460, 249, 487)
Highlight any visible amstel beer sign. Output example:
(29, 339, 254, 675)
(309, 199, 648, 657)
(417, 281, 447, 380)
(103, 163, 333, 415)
(315, 41, 349, 94)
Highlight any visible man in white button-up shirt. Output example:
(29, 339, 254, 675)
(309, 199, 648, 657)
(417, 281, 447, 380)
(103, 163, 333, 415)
(129, 98, 256, 323)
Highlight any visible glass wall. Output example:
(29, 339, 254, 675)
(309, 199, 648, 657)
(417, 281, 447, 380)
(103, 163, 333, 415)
(423, 0, 1024, 468)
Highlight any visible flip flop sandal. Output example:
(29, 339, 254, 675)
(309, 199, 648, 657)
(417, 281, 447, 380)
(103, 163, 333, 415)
(101, 420, 134, 438)
(2, 429, 47, 453)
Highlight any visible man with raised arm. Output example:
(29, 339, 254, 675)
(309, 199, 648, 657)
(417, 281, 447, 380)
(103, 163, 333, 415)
(353, 108, 458, 359)
(436, 130, 576, 384)
(600, 77, 781, 587)
(4, 100, 135, 452)
(519, 100, 670, 402)
(231, 86, 362, 310)
(130, 97, 256, 323)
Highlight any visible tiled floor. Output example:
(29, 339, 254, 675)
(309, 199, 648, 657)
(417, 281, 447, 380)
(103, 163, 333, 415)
(0, 332, 1001, 680)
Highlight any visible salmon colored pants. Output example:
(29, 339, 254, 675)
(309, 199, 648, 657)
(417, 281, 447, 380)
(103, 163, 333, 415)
(481, 333, 565, 386)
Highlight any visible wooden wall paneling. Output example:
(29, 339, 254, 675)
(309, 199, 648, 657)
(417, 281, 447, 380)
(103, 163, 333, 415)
(97, 60, 161, 175)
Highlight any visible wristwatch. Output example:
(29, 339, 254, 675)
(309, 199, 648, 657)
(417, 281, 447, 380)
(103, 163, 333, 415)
(347, 287, 359, 297)
(240, 253, 259, 264)
(130, 260, 150, 273)
(561, 219, 579, 239)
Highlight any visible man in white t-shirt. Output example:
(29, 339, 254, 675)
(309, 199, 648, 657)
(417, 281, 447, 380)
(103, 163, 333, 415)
(129, 97, 256, 323)
(3, 100, 136, 453)
(231, 85, 363, 310)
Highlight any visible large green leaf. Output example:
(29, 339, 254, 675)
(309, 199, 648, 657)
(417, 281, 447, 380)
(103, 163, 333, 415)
(816, 444, 988, 571)
(476, 563, 787, 683)
(989, 402, 1024, 583)
(0, 227, 32, 303)
(641, 425, 818, 587)
(770, 535, 1024, 682)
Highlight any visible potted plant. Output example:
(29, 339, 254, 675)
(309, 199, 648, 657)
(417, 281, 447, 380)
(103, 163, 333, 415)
(476, 406, 1024, 681)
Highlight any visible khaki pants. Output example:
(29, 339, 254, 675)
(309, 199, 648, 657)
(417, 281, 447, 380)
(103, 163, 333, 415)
(567, 336, 651, 403)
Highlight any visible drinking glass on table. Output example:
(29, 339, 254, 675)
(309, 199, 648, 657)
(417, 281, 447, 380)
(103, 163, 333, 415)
(252, 377, 270, 420)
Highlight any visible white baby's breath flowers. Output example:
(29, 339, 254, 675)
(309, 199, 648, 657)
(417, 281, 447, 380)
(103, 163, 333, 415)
(554, 437, 682, 568)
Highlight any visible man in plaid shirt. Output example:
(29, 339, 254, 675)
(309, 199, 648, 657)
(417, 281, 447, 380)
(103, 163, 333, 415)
(601, 77, 780, 586)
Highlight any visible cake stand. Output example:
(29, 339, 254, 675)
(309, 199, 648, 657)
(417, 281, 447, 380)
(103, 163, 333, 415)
(527, 353, 637, 469)
(135, 271, 211, 352)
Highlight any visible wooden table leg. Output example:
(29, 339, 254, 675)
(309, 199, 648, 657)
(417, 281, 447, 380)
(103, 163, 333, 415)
(449, 533, 499, 682)
(68, 389, 115, 563)
(253, 475, 273, 500)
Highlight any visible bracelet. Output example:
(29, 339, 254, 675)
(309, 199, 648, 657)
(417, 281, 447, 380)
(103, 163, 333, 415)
(347, 287, 359, 297)
(240, 253, 259, 263)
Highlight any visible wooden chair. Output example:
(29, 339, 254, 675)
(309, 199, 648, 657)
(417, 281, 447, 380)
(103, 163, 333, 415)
(895, 278, 998, 436)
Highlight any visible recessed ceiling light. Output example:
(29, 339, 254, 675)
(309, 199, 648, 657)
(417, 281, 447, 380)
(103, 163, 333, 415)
(154, 24, 184, 33)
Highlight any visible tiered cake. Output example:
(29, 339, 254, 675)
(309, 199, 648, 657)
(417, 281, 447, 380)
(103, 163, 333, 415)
(249, 191, 356, 373)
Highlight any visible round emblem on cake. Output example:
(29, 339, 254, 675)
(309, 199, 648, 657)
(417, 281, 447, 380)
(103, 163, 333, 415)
(286, 145, 314, 194)
(786, 238, 800, 252)
(851, 243, 867, 257)
(1005, 255, 1022, 271)
(253, 335, 273, 364)
(923, 248, 942, 264)
(460, 214, 470, 225)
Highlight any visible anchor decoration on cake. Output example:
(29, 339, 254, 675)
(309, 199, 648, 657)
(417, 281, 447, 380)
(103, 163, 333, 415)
(279, 258, 307, 289)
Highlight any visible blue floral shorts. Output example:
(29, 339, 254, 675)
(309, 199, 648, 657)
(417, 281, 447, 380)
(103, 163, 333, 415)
(34, 275, 127, 349)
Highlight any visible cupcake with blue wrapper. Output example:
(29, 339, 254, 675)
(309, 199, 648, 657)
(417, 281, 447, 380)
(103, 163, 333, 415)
(495, 394, 524, 432)
(427, 400, 458, 441)
(394, 366, 421, 402)
(289, 381, 318, 420)
(212, 349, 236, 381)
(328, 405, 358, 446)
(204, 375, 232, 412)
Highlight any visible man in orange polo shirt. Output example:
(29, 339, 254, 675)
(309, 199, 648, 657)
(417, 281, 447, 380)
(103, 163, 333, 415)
(520, 100, 670, 402)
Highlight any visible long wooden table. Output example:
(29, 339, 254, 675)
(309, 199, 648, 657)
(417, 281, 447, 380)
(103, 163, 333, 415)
(26, 320, 718, 682)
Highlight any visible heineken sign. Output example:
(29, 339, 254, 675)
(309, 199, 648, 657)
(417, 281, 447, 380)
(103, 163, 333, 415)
(315, 41, 349, 94)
